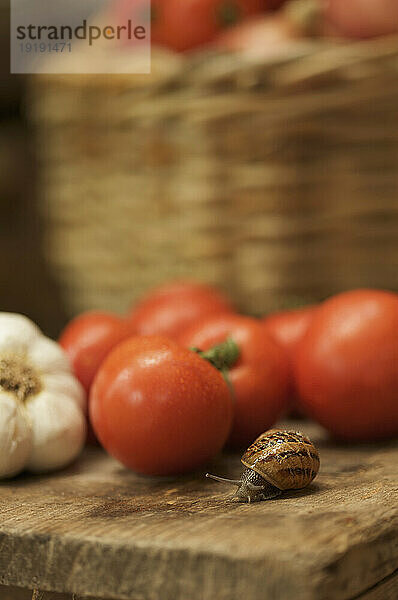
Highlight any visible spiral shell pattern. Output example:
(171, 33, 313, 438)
(241, 429, 320, 490)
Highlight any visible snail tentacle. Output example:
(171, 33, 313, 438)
(206, 473, 242, 486)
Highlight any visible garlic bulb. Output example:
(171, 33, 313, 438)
(0, 313, 86, 478)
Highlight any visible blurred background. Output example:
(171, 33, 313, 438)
(1, 0, 69, 335)
(2, 0, 398, 338)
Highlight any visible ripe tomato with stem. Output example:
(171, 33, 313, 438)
(179, 313, 291, 448)
(90, 336, 235, 475)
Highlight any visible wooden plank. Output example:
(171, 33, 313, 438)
(0, 585, 31, 600)
(0, 422, 396, 600)
(354, 570, 398, 600)
(1, 572, 397, 600)
(0, 586, 109, 600)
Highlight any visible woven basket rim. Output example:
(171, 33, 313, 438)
(31, 34, 398, 89)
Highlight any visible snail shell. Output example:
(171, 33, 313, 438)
(241, 429, 320, 491)
(207, 429, 320, 502)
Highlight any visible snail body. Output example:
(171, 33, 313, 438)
(207, 429, 320, 502)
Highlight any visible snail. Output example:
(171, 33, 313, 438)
(207, 429, 320, 503)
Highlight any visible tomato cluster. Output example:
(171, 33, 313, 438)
(114, 0, 398, 58)
(60, 282, 398, 476)
(115, 0, 284, 52)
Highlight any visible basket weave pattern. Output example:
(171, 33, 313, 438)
(30, 37, 398, 317)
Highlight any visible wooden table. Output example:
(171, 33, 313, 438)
(0, 422, 397, 600)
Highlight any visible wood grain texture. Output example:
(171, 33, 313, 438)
(356, 570, 398, 600)
(0, 585, 110, 600)
(0, 422, 396, 600)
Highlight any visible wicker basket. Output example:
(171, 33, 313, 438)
(29, 36, 398, 318)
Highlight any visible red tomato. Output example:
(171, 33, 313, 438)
(263, 305, 316, 359)
(150, 0, 266, 52)
(179, 314, 290, 447)
(129, 281, 234, 339)
(294, 290, 398, 441)
(325, 0, 398, 39)
(59, 311, 134, 394)
(263, 305, 316, 411)
(90, 336, 233, 475)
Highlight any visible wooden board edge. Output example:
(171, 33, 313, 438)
(0, 571, 397, 600)
(351, 569, 398, 600)
(0, 527, 397, 600)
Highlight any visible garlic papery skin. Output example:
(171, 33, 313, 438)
(25, 391, 86, 473)
(43, 372, 86, 413)
(0, 313, 40, 356)
(0, 390, 32, 478)
(0, 313, 86, 478)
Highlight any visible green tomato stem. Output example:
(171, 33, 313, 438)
(192, 337, 240, 371)
(191, 337, 240, 399)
